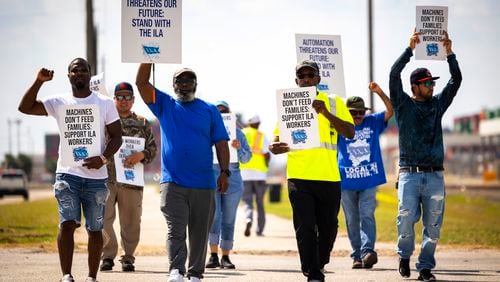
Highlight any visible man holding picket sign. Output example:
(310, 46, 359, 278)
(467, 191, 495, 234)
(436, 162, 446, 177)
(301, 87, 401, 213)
(18, 58, 122, 282)
(390, 29, 462, 281)
(270, 60, 354, 282)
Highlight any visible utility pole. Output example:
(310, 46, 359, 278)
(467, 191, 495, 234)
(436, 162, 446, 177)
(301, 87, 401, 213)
(14, 119, 22, 155)
(86, 0, 97, 75)
(367, 0, 374, 111)
(7, 119, 12, 155)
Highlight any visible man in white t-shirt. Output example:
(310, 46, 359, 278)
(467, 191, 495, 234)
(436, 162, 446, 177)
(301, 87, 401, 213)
(18, 58, 122, 282)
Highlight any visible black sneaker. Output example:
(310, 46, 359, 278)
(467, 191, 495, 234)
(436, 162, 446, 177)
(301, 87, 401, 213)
(418, 269, 436, 281)
(220, 255, 235, 269)
(398, 258, 410, 278)
(205, 254, 220, 268)
(100, 259, 114, 271)
(352, 259, 363, 269)
(363, 252, 378, 269)
(121, 261, 135, 272)
(244, 222, 252, 237)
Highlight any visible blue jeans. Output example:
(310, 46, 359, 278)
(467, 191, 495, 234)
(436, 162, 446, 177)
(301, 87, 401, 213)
(396, 171, 445, 271)
(54, 173, 108, 231)
(341, 187, 377, 261)
(208, 189, 243, 250)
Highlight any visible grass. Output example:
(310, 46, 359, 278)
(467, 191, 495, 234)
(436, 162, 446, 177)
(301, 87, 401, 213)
(0, 198, 59, 247)
(1, 185, 499, 249)
(265, 184, 500, 248)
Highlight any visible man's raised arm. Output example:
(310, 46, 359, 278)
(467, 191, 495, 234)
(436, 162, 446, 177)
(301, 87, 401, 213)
(135, 63, 156, 104)
(18, 68, 52, 116)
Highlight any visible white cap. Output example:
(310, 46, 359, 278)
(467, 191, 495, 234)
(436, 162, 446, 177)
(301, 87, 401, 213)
(248, 115, 261, 124)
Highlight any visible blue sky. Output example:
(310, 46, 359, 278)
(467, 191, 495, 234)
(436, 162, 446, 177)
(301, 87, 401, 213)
(1, 0, 499, 159)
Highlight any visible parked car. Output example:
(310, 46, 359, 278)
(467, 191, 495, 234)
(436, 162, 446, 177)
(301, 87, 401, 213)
(0, 169, 29, 200)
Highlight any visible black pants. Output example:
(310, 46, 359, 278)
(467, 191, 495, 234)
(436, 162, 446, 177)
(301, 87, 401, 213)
(288, 179, 341, 281)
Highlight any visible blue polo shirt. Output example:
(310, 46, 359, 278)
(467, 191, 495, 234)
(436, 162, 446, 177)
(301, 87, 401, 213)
(148, 88, 229, 189)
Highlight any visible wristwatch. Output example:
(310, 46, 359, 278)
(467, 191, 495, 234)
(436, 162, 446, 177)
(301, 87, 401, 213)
(100, 155, 108, 165)
(221, 169, 232, 177)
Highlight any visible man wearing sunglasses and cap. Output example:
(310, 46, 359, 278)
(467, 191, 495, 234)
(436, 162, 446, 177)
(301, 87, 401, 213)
(136, 64, 230, 282)
(270, 60, 354, 282)
(100, 82, 157, 273)
(389, 30, 462, 281)
(337, 82, 393, 270)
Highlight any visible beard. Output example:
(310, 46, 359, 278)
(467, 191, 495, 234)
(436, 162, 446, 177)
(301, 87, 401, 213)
(74, 81, 86, 90)
(175, 89, 195, 102)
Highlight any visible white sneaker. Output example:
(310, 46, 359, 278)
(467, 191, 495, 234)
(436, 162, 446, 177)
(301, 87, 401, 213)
(60, 274, 74, 282)
(85, 277, 98, 282)
(167, 269, 184, 282)
(189, 277, 201, 282)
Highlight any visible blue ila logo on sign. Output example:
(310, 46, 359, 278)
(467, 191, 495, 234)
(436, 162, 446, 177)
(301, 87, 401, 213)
(291, 129, 307, 144)
(426, 43, 439, 56)
(124, 170, 135, 181)
(73, 147, 89, 162)
(142, 44, 160, 59)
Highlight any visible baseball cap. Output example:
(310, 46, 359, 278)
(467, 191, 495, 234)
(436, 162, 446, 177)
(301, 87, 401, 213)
(214, 101, 230, 109)
(410, 68, 440, 85)
(248, 115, 261, 124)
(295, 60, 320, 74)
(346, 96, 370, 110)
(173, 68, 197, 79)
(114, 82, 134, 95)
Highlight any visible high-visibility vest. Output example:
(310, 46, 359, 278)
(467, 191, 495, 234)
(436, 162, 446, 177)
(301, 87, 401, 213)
(240, 127, 268, 172)
(284, 91, 353, 182)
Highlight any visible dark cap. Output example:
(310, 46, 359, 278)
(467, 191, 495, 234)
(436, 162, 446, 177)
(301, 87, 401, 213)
(410, 68, 440, 85)
(346, 96, 370, 110)
(173, 68, 197, 79)
(114, 82, 134, 95)
(296, 60, 320, 74)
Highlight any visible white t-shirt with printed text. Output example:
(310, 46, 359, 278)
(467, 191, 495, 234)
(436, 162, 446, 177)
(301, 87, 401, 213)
(42, 92, 119, 179)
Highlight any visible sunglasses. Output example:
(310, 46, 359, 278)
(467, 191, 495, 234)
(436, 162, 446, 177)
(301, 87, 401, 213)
(297, 73, 317, 79)
(349, 109, 366, 116)
(175, 78, 196, 84)
(115, 95, 134, 101)
(421, 80, 436, 88)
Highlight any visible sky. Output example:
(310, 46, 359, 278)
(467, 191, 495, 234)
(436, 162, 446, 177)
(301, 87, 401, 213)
(1, 0, 499, 160)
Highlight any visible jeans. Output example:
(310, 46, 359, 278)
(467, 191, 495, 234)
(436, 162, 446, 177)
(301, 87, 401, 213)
(396, 171, 445, 271)
(53, 173, 108, 231)
(341, 187, 377, 261)
(288, 179, 341, 282)
(208, 189, 243, 250)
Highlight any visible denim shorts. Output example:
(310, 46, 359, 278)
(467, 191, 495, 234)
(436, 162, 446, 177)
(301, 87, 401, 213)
(54, 173, 109, 231)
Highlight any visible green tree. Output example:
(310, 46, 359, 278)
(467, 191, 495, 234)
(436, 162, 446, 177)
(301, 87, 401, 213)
(16, 154, 33, 181)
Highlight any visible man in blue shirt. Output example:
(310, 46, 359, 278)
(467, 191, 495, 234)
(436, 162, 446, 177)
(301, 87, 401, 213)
(337, 82, 393, 270)
(389, 30, 462, 281)
(136, 64, 230, 282)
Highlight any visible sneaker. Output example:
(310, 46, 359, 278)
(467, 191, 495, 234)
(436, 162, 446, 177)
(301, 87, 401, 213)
(244, 222, 252, 237)
(100, 258, 114, 271)
(189, 277, 201, 282)
(220, 255, 235, 269)
(85, 278, 97, 282)
(352, 259, 363, 269)
(418, 269, 436, 281)
(205, 254, 220, 268)
(60, 274, 74, 282)
(121, 261, 135, 272)
(168, 269, 184, 282)
(398, 258, 411, 278)
(363, 252, 378, 269)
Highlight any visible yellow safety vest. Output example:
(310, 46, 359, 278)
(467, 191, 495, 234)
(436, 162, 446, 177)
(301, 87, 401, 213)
(240, 127, 268, 172)
(276, 91, 353, 182)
